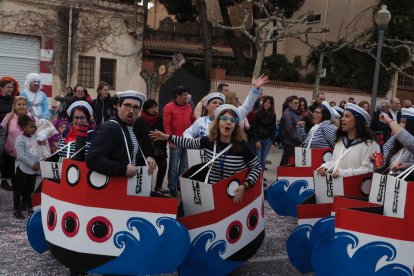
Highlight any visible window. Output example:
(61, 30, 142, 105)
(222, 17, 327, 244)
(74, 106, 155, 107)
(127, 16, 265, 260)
(100, 58, 117, 89)
(307, 13, 321, 24)
(78, 56, 95, 88)
(398, 68, 414, 88)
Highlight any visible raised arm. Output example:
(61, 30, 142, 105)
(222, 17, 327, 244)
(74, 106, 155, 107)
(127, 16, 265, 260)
(238, 75, 269, 120)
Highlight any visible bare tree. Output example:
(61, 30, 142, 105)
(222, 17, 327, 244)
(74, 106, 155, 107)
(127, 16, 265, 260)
(210, 0, 328, 78)
(140, 53, 186, 103)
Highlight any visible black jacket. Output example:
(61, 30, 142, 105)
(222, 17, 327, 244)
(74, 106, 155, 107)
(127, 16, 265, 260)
(0, 95, 13, 123)
(93, 96, 112, 126)
(135, 116, 167, 159)
(388, 110, 401, 124)
(86, 115, 154, 176)
(252, 110, 276, 143)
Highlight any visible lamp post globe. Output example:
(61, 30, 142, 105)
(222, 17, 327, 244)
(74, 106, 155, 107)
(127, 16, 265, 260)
(370, 5, 391, 117)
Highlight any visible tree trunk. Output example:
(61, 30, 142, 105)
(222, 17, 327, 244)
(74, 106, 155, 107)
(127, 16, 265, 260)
(250, 4, 261, 60)
(196, 0, 213, 80)
(313, 52, 324, 100)
(253, 44, 266, 78)
(272, 19, 277, 55)
(218, 0, 246, 73)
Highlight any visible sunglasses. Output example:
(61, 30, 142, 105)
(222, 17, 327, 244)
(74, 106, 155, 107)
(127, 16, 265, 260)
(219, 115, 239, 123)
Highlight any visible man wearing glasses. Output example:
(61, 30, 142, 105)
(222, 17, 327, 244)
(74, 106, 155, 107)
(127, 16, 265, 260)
(19, 73, 50, 120)
(86, 90, 156, 177)
(163, 85, 193, 197)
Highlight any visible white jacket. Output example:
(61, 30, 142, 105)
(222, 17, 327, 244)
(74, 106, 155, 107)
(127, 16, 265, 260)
(322, 137, 379, 177)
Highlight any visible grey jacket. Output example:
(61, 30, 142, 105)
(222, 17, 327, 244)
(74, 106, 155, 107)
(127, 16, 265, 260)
(280, 107, 301, 146)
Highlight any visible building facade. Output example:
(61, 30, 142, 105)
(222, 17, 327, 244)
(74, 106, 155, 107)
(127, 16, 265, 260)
(0, 0, 145, 106)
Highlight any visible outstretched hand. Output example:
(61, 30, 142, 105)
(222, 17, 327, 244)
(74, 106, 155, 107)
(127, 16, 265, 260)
(252, 74, 269, 89)
(149, 130, 169, 141)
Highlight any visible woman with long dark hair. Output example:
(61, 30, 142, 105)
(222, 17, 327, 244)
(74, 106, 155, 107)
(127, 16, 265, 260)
(252, 96, 276, 170)
(379, 109, 414, 171)
(318, 103, 379, 178)
(280, 95, 300, 165)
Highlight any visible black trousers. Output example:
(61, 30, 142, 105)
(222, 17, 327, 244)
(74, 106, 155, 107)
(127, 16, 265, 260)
(13, 166, 36, 211)
(280, 143, 295, 166)
(2, 153, 15, 179)
(155, 157, 167, 189)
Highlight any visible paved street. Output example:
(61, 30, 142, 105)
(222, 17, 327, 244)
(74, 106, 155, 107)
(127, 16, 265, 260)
(0, 148, 300, 276)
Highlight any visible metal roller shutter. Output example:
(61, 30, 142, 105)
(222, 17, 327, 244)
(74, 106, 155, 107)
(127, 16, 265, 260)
(0, 32, 40, 87)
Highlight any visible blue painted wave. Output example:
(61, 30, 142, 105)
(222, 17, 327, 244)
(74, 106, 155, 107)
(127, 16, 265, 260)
(309, 216, 335, 249)
(268, 179, 314, 217)
(313, 232, 412, 276)
(286, 224, 313, 273)
(178, 230, 243, 276)
(26, 210, 48, 253)
(89, 216, 190, 275)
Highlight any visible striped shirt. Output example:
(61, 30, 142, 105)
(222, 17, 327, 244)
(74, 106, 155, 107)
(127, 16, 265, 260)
(57, 129, 94, 159)
(171, 136, 261, 186)
(297, 120, 336, 148)
(385, 130, 414, 166)
(127, 126, 139, 165)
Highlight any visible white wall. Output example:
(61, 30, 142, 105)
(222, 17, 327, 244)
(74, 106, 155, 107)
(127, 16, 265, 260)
(212, 78, 389, 119)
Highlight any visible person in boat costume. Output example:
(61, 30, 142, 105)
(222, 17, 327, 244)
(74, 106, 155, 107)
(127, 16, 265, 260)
(317, 103, 379, 178)
(57, 101, 94, 160)
(296, 101, 337, 149)
(378, 108, 414, 172)
(86, 90, 156, 177)
(150, 103, 262, 203)
(183, 74, 268, 139)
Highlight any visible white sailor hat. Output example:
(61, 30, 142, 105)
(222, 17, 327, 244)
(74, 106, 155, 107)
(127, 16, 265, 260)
(344, 103, 371, 124)
(116, 90, 146, 104)
(214, 104, 241, 121)
(203, 92, 225, 107)
(401, 108, 414, 121)
(67, 100, 93, 117)
(320, 101, 336, 120)
(333, 106, 344, 117)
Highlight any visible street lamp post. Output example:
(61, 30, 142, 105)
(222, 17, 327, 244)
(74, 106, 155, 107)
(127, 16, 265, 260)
(371, 5, 391, 116)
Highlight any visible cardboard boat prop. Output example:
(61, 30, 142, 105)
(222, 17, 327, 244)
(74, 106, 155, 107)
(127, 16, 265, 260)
(177, 164, 265, 276)
(268, 148, 333, 217)
(27, 159, 190, 275)
(286, 172, 373, 273)
(312, 169, 414, 276)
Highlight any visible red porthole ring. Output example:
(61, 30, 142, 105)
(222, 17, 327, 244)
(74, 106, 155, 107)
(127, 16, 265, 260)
(247, 208, 259, 231)
(86, 216, 113, 243)
(226, 220, 243, 244)
(47, 206, 57, 231)
(61, 211, 80, 237)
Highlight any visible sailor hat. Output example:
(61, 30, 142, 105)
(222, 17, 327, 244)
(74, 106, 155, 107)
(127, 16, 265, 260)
(401, 108, 414, 121)
(320, 101, 336, 120)
(214, 104, 241, 121)
(203, 92, 225, 107)
(333, 106, 344, 117)
(116, 90, 146, 104)
(67, 100, 93, 117)
(344, 103, 371, 124)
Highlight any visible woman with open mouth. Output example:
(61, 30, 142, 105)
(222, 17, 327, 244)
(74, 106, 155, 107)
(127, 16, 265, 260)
(296, 101, 337, 149)
(150, 104, 261, 203)
(317, 103, 379, 178)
